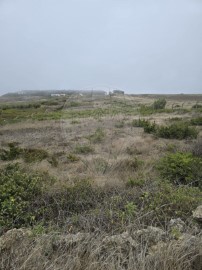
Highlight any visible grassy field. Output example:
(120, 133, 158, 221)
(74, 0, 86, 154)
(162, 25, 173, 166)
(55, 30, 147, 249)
(0, 94, 202, 269)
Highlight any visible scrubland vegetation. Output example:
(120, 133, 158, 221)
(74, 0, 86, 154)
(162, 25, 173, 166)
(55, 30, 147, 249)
(0, 94, 202, 269)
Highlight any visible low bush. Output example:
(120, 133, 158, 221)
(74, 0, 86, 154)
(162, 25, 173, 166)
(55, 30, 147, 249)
(157, 123, 198, 139)
(139, 105, 154, 115)
(0, 144, 49, 163)
(192, 103, 202, 109)
(126, 178, 145, 188)
(143, 121, 157, 134)
(168, 117, 183, 122)
(190, 117, 202, 126)
(0, 142, 22, 161)
(88, 128, 105, 143)
(132, 118, 157, 133)
(74, 144, 94, 154)
(115, 157, 144, 172)
(93, 158, 109, 174)
(0, 164, 44, 230)
(69, 101, 81, 107)
(67, 153, 80, 162)
(23, 148, 49, 163)
(145, 180, 202, 221)
(48, 155, 58, 167)
(157, 152, 202, 187)
(126, 146, 142, 155)
(131, 118, 149, 127)
(137, 120, 198, 140)
(153, 98, 166, 110)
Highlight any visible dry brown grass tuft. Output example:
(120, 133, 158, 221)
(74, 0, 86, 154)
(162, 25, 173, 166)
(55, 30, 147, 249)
(0, 229, 201, 270)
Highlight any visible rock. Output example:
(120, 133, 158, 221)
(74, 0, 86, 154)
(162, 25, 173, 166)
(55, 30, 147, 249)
(149, 241, 168, 255)
(102, 232, 137, 250)
(0, 228, 31, 251)
(193, 205, 202, 222)
(132, 226, 166, 246)
(169, 218, 185, 233)
(53, 232, 90, 248)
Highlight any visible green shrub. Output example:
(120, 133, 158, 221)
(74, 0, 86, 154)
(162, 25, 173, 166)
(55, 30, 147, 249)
(0, 164, 43, 230)
(23, 148, 49, 163)
(157, 152, 202, 187)
(143, 121, 157, 134)
(139, 105, 154, 115)
(126, 146, 142, 155)
(192, 104, 202, 109)
(74, 144, 94, 154)
(88, 128, 105, 143)
(0, 144, 49, 163)
(131, 118, 157, 133)
(145, 181, 202, 221)
(48, 155, 59, 167)
(157, 123, 198, 139)
(153, 98, 166, 110)
(132, 119, 198, 140)
(0, 143, 22, 161)
(126, 178, 145, 188)
(93, 158, 109, 174)
(116, 157, 144, 172)
(168, 117, 183, 122)
(69, 101, 80, 107)
(67, 153, 80, 162)
(190, 117, 202, 126)
(131, 118, 149, 127)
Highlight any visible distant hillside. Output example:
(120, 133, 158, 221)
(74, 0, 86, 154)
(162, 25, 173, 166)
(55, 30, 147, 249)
(2, 90, 107, 98)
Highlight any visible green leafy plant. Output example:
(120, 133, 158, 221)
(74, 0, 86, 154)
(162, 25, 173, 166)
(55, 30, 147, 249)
(144, 181, 202, 221)
(67, 153, 80, 162)
(153, 98, 167, 110)
(88, 128, 105, 143)
(74, 144, 94, 154)
(23, 148, 49, 163)
(131, 118, 157, 133)
(190, 117, 202, 126)
(157, 152, 202, 187)
(131, 118, 149, 127)
(93, 158, 109, 174)
(0, 164, 44, 229)
(157, 123, 198, 139)
(124, 202, 137, 217)
(126, 178, 145, 188)
(116, 157, 144, 172)
(192, 104, 202, 109)
(0, 142, 22, 161)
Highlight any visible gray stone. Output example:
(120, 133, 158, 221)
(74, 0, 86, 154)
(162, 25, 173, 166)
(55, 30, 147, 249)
(132, 226, 166, 246)
(103, 232, 137, 249)
(193, 205, 202, 222)
(169, 218, 185, 233)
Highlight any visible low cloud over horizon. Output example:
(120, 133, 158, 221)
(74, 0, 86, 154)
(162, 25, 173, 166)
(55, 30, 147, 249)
(0, 0, 202, 95)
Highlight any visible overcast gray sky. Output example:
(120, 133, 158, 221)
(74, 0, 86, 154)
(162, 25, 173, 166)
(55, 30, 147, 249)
(0, 0, 202, 95)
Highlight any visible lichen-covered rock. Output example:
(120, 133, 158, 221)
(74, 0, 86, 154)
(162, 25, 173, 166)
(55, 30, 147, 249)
(102, 232, 137, 250)
(168, 218, 185, 233)
(52, 232, 90, 249)
(193, 205, 202, 222)
(132, 226, 166, 246)
(0, 228, 31, 251)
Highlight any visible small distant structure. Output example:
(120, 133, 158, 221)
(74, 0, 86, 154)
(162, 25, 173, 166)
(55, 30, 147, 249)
(113, 90, 124, 95)
(17, 91, 25, 95)
(51, 93, 66, 97)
